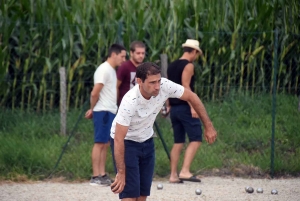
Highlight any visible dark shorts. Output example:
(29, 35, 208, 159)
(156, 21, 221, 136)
(93, 111, 115, 143)
(170, 104, 202, 143)
(110, 138, 155, 199)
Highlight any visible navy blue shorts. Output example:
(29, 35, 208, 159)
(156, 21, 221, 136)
(93, 111, 115, 143)
(170, 104, 202, 143)
(110, 137, 155, 199)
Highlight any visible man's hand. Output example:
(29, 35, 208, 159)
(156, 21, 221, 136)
(110, 172, 126, 194)
(85, 109, 93, 119)
(161, 105, 170, 117)
(190, 107, 199, 118)
(204, 126, 217, 144)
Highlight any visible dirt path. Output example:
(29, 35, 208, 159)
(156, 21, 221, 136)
(1, 177, 299, 201)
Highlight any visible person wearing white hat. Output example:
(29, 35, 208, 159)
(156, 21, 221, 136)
(166, 39, 207, 183)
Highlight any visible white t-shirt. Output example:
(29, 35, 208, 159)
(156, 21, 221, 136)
(110, 78, 184, 142)
(93, 61, 118, 114)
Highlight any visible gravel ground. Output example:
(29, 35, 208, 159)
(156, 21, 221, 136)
(1, 177, 299, 201)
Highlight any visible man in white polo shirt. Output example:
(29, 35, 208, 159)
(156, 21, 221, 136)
(110, 62, 217, 200)
(85, 44, 126, 186)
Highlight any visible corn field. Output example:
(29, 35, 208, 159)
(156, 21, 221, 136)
(0, 0, 299, 111)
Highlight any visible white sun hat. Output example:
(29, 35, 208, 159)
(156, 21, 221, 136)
(182, 39, 202, 53)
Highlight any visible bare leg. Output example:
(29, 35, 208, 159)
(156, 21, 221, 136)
(137, 196, 147, 201)
(91, 143, 106, 176)
(169, 143, 184, 182)
(179, 141, 201, 178)
(121, 198, 137, 201)
(121, 196, 147, 201)
(99, 142, 110, 176)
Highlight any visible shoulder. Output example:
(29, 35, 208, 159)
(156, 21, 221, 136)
(119, 60, 133, 68)
(96, 62, 109, 72)
(183, 63, 194, 72)
(120, 86, 139, 107)
(117, 61, 132, 74)
(160, 78, 175, 89)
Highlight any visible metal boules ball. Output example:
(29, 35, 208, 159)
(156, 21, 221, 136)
(195, 188, 202, 195)
(157, 183, 163, 190)
(247, 187, 254, 193)
(256, 188, 263, 193)
(271, 189, 278, 195)
(245, 186, 250, 192)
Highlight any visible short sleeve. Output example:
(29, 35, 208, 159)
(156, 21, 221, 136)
(94, 66, 107, 84)
(114, 95, 135, 126)
(162, 78, 184, 99)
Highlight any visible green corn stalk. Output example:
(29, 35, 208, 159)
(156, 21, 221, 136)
(37, 64, 47, 113)
(239, 47, 245, 93)
(27, 72, 35, 111)
(12, 58, 21, 110)
(21, 58, 30, 111)
(259, 49, 266, 92)
(250, 43, 264, 96)
(245, 44, 252, 93)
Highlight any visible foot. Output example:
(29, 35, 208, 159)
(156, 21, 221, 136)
(169, 179, 184, 183)
(90, 175, 111, 186)
(169, 174, 181, 183)
(178, 175, 201, 182)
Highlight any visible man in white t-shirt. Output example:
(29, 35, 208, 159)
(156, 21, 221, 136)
(110, 62, 217, 200)
(85, 44, 126, 186)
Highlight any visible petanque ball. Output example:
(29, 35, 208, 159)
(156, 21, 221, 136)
(247, 187, 254, 193)
(271, 189, 278, 195)
(157, 183, 163, 190)
(195, 188, 202, 195)
(256, 188, 263, 193)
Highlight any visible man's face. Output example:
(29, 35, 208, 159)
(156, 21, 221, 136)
(137, 74, 161, 99)
(115, 50, 127, 66)
(130, 47, 145, 65)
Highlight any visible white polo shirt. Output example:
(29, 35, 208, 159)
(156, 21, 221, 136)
(110, 78, 184, 142)
(93, 61, 118, 114)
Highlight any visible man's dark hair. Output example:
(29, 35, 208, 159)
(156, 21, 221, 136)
(130, 41, 146, 52)
(108, 44, 126, 57)
(136, 62, 161, 82)
(183, 47, 199, 53)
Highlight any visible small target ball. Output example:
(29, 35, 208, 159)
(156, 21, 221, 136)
(157, 183, 163, 190)
(256, 188, 263, 193)
(247, 187, 254, 193)
(245, 186, 250, 192)
(271, 189, 278, 195)
(195, 188, 202, 195)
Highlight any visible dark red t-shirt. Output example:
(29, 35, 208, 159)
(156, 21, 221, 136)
(117, 60, 137, 105)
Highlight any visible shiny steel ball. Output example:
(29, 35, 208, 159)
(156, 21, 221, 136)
(245, 186, 250, 192)
(247, 187, 254, 193)
(256, 188, 263, 193)
(157, 183, 163, 190)
(271, 189, 278, 195)
(195, 188, 202, 195)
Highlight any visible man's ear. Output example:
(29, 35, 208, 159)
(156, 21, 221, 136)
(136, 78, 142, 85)
(111, 52, 117, 58)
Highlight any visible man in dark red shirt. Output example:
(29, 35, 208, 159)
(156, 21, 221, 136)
(117, 41, 146, 105)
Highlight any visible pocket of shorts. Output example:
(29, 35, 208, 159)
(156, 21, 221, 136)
(103, 112, 109, 125)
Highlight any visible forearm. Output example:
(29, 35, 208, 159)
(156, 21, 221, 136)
(90, 94, 98, 110)
(189, 93, 213, 128)
(114, 137, 125, 174)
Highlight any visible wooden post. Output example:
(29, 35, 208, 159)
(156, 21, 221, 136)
(59, 67, 67, 136)
(160, 54, 168, 78)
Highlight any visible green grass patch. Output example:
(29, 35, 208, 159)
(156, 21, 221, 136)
(0, 93, 299, 181)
